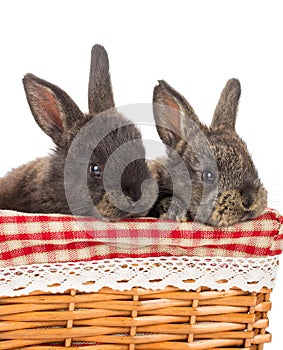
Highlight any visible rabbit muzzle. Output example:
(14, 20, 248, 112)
(207, 187, 268, 227)
(95, 179, 158, 221)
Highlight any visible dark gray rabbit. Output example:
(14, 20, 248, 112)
(148, 79, 267, 226)
(0, 45, 153, 220)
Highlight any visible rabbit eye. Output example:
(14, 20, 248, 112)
(202, 171, 216, 183)
(89, 164, 102, 178)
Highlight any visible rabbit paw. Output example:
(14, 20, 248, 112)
(159, 197, 188, 222)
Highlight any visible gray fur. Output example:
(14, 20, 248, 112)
(88, 44, 115, 115)
(149, 79, 267, 226)
(0, 45, 152, 221)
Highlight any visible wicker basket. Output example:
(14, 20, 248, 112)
(0, 286, 272, 349)
(0, 209, 282, 349)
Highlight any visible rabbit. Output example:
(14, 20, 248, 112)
(0, 45, 154, 220)
(148, 78, 267, 226)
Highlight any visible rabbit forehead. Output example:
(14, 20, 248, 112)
(83, 118, 146, 177)
(207, 132, 259, 186)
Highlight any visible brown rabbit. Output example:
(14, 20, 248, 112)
(148, 79, 267, 226)
(0, 45, 154, 220)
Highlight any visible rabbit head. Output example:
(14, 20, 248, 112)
(152, 79, 267, 226)
(18, 45, 153, 220)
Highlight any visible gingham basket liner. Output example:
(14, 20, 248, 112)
(0, 208, 282, 268)
(0, 208, 282, 295)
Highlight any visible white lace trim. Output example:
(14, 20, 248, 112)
(0, 255, 279, 297)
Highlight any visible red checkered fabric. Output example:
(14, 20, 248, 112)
(0, 208, 282, 268)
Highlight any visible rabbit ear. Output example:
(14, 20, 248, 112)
(23, 73, 84, 146)
(153, 80, 201, 147)
(88, 44, 115, 115)
(211, 78, 241, 131)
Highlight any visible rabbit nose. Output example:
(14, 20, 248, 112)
(123, 187, 142, 202)
(241, 192, 254, 210)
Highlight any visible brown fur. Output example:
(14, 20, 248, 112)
(0, 45, 152, 220)
(148, 79, 267, 226)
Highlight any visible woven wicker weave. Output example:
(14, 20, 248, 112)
(0, 286, 271, 349)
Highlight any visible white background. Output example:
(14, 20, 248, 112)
(0, 0, 282, 347)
